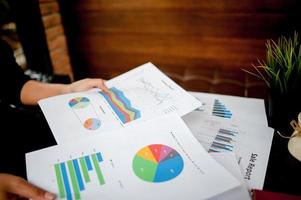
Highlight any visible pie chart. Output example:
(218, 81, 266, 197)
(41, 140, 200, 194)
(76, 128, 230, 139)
(84, 118, 101, 130)
(132, 144, 184, 183)
(68, 97, 90, 109)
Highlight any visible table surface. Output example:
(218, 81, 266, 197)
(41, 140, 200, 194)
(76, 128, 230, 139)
(263, 130, 301, 196)
(263, 99, 301, 196)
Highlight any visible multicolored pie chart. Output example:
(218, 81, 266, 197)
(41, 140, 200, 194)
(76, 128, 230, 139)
(68, 97, 90, 109)
(132, 144, 184, 183)
(84, 118, 101, 130)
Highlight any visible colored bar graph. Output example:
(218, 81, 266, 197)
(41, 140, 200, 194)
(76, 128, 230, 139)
(219, 128, 238, 136)
(79, 157, 90, 183)
(85, 155, 93, 171)
(209, 128, 237, 153)
(54, 152, 105, 200)
(96, 152, 103, 162)
(72, 159, 85, 191)
(54, 164, 66, 198)
(212, 99, 232, 119)
(60, 163, 72, 200)
(211, 141, 233, 151)
(67, 160, 81, 199)
(92, 154, 105, 185)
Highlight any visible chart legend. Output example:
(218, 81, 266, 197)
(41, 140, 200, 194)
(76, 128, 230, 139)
(132, 144, 184, 183)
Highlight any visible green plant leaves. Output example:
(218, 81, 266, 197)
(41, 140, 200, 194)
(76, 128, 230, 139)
(243, 31, 301, 95)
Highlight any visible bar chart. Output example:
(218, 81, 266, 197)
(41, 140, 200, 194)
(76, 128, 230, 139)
(54, 152, 105, 200)
(212, 99, 232, 119)
(208, 128, 238, 152)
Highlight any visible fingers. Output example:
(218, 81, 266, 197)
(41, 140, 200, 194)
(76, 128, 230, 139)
(65, 78, 109, 94)
(1, 174, 56, 200)
(96, 79, 109, 92)
(84, 78, 108, 92)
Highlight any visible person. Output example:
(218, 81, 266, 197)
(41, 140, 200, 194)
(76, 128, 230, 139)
(0, 38, 108, 199)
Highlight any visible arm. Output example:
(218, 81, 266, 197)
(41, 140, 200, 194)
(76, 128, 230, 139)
(20, 78, 108, 105)
(0, 173, 56, 200)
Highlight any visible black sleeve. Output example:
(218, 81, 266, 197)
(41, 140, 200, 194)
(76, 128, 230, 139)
(0, 39, 30, 105)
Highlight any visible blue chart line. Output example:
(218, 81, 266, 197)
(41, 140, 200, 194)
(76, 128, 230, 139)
(212, 99, 232, 118)
(209, 128, 238, 152)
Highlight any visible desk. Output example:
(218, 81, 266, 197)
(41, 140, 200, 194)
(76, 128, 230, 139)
(263, 99, 301, 196)
(264, 131, 301, 196)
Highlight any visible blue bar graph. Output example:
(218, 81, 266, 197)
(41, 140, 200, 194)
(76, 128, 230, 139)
(60, 163, 72, 200)
(96, 152, 103, 162)
(54, 152, 105, 200)
(209, 128, 237, 152)
(212, 99, 232, 119)
(85, 155, 93, 171)
(72, 159, 85, 191)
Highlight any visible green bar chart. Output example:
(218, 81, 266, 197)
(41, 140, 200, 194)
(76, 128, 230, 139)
(54, 152, 105, 200)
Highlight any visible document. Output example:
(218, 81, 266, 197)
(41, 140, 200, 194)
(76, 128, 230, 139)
(189, 91, 268, 126)
(26, 114, 240, 200)
(183, 92, 274, 189)
(210, 152, 251, 200)
(39, 63, 201, 144)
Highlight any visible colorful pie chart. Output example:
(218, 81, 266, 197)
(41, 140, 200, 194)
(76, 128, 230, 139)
(132, 144, 184, 183)
(68, 97, 90, 109)
(84, 118, 101, 130)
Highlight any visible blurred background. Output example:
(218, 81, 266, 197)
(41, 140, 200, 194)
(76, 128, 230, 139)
(1, 0, 301, 98)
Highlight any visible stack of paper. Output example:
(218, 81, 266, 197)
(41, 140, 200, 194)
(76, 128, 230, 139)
(183, 92, 274, 190)
(26, 62, 274, 200)
(38, 63, 201, 144)
(27, 114, 241, 200)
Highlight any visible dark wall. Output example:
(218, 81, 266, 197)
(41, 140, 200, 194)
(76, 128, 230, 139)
(59, 0, 301, 97)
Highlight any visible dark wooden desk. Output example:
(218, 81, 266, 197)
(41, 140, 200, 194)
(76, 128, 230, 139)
(263, 131, 301, 196)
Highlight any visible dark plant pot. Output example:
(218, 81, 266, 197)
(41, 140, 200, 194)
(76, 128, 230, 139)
(267, 91, 301, 133)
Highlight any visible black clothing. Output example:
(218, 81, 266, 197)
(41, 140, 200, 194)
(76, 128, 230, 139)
(0, 39, 30, 105)
(0, 39, 56, 178)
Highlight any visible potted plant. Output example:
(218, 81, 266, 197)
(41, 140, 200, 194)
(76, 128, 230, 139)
(244, 32, 301, 132)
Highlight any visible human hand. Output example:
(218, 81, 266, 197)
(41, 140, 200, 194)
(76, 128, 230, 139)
(64, 78, 109, 94)
(0, 173, 56, 200)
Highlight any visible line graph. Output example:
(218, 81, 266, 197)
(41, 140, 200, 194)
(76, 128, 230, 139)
(136, 78, 171, 105)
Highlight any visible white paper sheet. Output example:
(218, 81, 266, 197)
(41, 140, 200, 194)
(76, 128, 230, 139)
(189, 91, 268, 126)
(39, 63, 201, 144)
(26, 114, 240, 200)
(183, 92, 274, 189)
(210, 152, 251, 200)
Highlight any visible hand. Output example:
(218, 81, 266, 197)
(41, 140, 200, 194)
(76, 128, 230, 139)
(64, 78, 109, 94)
(0, 173, 56, 200)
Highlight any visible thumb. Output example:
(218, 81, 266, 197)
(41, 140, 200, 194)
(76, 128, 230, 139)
(5, 174, 56, 200)
(86, 78, 108, 92)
